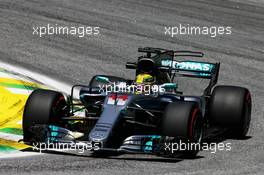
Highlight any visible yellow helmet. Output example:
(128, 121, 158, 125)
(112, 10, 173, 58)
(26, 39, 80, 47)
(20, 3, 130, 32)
(136, 73, 155, 84)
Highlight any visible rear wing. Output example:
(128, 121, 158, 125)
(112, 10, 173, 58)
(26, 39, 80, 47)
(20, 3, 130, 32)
(160, 60, 220, 79)
(160, 59, 220, 95)
(126, 47, 220, 95)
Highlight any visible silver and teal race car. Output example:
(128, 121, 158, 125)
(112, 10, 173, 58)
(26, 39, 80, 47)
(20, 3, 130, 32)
(22, 47, 252, 158)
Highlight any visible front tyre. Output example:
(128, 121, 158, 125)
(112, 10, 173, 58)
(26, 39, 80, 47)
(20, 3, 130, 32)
(23, 89, 67, 143)
(162, 101, 203, 158)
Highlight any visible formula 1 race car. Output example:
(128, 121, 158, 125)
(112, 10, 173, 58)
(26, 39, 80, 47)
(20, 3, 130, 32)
(22, 47, 252, 158)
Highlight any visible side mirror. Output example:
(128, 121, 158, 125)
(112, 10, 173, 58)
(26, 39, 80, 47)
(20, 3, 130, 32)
(161, 83, 177, 90)
(96, 76, 110, 83)
(126, 62, 137, 69)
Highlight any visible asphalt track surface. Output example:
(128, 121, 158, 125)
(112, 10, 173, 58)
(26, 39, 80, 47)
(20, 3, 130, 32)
(0, 0, 264, 174)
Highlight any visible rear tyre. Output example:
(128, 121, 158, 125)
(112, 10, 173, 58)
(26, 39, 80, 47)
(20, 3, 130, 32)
(209, 86, 252, 138)
(23, 89, 67, 143)
(162, 101, 203, 158)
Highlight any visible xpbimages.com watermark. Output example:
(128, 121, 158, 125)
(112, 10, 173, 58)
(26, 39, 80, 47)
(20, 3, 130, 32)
(32, 24, 100, 37)
(164, 24, 232, 38)
(163, 141, 232, 154)
(98, 83, 166, 95)
(32, 141, 101, 153)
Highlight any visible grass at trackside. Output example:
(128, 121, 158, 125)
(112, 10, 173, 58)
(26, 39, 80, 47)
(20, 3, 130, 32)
(0, 145, 17, 152)
(0, 128, 23, 135)
(0, 82, 38, 90)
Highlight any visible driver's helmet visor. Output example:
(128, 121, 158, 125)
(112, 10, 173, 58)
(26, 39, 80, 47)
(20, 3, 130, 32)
(136, 74, 155, 84)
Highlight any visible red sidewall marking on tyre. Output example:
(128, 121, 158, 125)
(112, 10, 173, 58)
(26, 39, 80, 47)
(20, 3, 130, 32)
(54, 96, 65, 107)
(245, 92, 251, 104)
(189, 108, 199, 139)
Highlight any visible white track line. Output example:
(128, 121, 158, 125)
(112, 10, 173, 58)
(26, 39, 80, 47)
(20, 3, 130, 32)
(0, 132, 23, 141)
(0, 60, 72, 94)
(6, 87, 33, 95)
